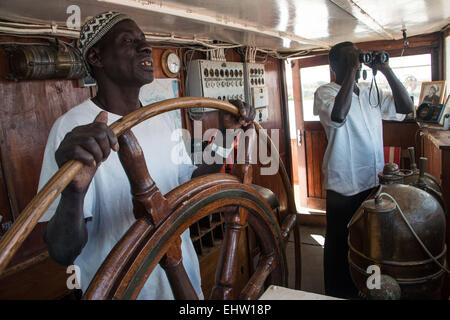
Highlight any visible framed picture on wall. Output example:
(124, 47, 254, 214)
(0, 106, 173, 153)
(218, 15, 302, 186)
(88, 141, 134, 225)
(418, 81, 446, 106)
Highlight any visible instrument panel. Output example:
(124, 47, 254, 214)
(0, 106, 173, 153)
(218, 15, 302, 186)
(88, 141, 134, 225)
(186, 59, 268, 121)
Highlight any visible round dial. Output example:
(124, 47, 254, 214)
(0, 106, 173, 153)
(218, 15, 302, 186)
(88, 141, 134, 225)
(167, 52, 180, 74)
(161, 50, 181, 78)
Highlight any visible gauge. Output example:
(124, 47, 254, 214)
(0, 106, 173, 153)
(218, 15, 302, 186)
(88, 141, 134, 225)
(161, 50, 181, 78)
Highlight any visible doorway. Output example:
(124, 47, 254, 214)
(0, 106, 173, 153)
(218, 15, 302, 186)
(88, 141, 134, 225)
(285, 58, 329, 214)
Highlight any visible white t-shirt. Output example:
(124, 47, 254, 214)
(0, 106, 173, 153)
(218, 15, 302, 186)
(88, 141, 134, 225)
(313, 82, 405, 196)
(38, 97, 203, 299)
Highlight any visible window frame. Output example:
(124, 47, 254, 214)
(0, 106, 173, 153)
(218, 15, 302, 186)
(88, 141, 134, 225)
(295, 32, 444, 122)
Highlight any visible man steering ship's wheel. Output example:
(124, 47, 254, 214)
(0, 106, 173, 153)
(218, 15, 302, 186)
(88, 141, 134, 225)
(0, 97, 301, 299)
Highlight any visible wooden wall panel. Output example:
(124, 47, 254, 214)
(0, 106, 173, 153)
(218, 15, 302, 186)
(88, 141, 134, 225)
(251, 56, 289, 216)
(0, 40, 94, 264)
(383, 121, 421, 169)
(304, 129, 327, 199)
(290, 139, 299, 185)
(0, 80, 91, 216)
(423, 134, 442, 183)
(312, 131, 324, 198)
(305, 130, 314, 198)
(0, 252, 68, 300)
(0, 45, 93, 297)
(383, 121, 420, 149)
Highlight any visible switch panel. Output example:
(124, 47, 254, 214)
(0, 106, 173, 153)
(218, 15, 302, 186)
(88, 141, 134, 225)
(244, 62, 268, 122)
(186, 59, 246, 113)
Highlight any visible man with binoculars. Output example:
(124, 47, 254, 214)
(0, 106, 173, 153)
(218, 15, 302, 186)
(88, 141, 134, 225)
(313, 42, 413, 298)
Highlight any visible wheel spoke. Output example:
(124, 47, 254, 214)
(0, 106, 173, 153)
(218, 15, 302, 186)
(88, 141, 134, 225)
(160, 237, 199, 300)
(238, 254, 275, 300)
(280, 213, 296, 244)
(210, 207, 246, 299)
(118, 130, 170, 225)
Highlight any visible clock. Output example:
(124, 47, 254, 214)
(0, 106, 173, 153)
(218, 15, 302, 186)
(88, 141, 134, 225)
(161, 50, 181, 78)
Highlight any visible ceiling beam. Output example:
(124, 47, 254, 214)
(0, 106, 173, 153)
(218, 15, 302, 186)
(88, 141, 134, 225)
(329, 0, 395, 40)
(98, 0, 331, 49)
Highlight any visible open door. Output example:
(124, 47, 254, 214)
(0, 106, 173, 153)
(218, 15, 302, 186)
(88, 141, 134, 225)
(285, 60, 307, 209)
(286, 57, 330, 213)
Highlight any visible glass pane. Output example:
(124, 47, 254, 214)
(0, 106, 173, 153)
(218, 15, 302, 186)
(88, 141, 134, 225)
(358, 54, 432, 107)
(300, 65, 330, 121)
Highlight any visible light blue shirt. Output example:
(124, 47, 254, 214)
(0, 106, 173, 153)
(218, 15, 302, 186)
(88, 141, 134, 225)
(313, 82, 405, 196)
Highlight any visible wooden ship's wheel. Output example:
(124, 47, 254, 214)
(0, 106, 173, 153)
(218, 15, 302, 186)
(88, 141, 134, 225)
(0, 97, 301, 300)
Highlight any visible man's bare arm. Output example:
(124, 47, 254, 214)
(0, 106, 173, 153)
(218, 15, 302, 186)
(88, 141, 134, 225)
(43, 112, 118, 265)
(43, 191, 88, 265)
(380, 66, 414, 114)
(331, 47, 360, 123)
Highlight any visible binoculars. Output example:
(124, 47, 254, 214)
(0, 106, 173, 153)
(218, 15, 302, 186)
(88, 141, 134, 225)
(359, 51, 389, 65)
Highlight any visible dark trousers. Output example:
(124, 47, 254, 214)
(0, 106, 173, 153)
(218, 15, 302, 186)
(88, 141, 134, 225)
(324, 188, 374, 299)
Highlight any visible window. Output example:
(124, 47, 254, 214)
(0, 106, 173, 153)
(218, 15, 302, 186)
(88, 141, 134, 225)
(359, 54, 432, 106)
(300, 65, 330, 121)
(293, 53, 432, 123)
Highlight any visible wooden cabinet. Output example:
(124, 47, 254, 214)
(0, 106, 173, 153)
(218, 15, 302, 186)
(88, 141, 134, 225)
(421, 125, 450, 299)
